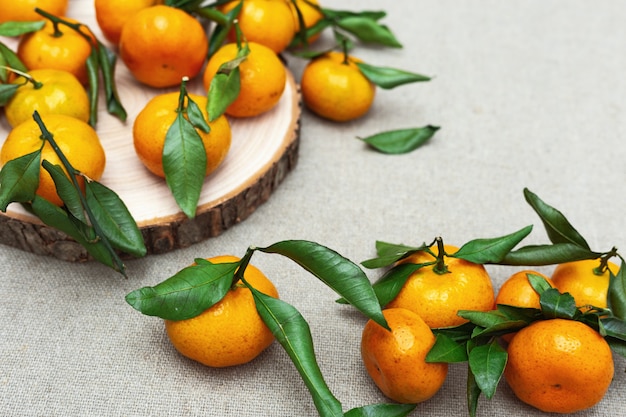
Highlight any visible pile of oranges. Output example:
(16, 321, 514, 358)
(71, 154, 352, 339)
(359, 241, 620, 414)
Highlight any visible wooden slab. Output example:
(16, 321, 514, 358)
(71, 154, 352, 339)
(0, 6, 301, 262)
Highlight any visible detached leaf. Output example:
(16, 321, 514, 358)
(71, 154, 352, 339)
(85, 180, 146, 258)
(337, 16, 402, 47)
(360, 126, 439, 155)
(468, 341, 507, 400)
(163, 113, 207, 218)
(500, 243, 600, 266)
(248, 288, 344, 417)
(426, 333, 469, 363)
(608, 262, 626, 321)
(0, 20, 45, 37)
(0, 150, 41, 210)
(356, 62, 430, 89)
(453, 225, 533, 264)
(125, 260, 239, 320)
(540, 288, 578, 319)
(344, 403, 416, 417)
(523, 188, 590, 249)
(258, 240, 388, 330)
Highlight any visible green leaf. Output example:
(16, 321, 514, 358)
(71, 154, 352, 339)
(499, 243, 600, 266)
(0, 83, 20, 105)
(163, 113, 207, 218)
(247, 287, 344, 417)
(467, 366, 481, 417)
(606, 338, 626, 359)
(0, 150, 41, 210)
(356, 62, 430, 89)
(186, 96, 210, 133)
(602, 317, 626, 342)
(527, 273, 554, 295)
(523, 188, 590, 249)
(359, 126, 439, 155)
(426, 333, 469, 363)
(453, 225, 533, 264)
(322, 9, 387, 22)
(468, 341, 507, 400)
(125, 260, 239, 320)
(361, 241, 428, 269)
(85, 180, 146, 258)
(540, 288, 578, 319)
(371, 262, 428, 307)
(0, 20, 45, 37)
(96, 41, 127, 122)
(344, 403, 416, 417)
(0, 42, 29, 77)
(258, 240, 389, 330)
(207, 44, 249, 121)
(608, 262, 626, 321)
(336, 16, 402, 47)
(28, 196, 120, 271)
(41, 160, 85, 222)
(86, 50, 100, 127)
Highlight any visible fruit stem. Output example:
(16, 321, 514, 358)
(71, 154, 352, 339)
(594, 247, 619, 275)
(0, 66, 43, 89)
(176, 77, 191, 114)
(432, 236, 449, 275)
(232, 247, 256, 288)
(340, 38, 350, 65)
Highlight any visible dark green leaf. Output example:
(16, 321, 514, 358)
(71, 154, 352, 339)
(248, 287, 344, 417)
(468, 341, 507, 400)
(29, 196, 119, 271)
(96, 42, 127, 122)
(608, 262, 626, 321)
(163, 113, 207, 218)
(0, 43, 29, 76)
(125, 260, 238, 320)
(85, 180, 146, 258)
(0, 20, 45, 37)
(356, 62, 430, 89)
(41, 160, 85, 222)
(432, 322, 476, 343)
(322, 9, 387, 22)
(86, 50, 100, 127)
(0, 83, 20, 105)
(207, 2, 241, 57)
(344, 403, 416, 417)
(601, 317, 626, 342)
(606, 338, 626, 359)
(361, 241, 428, 269)
(337, 16, 402, 47)
(458, 310, 509, 329)
(426, 333, 468, 363)
(186, 96, 210, 133)
(258, 240, 388, 330)
(372, 263, 428, 307)
(467, 364, 481, 417)
(523, 188, 590, 249)
(499, 243, 600, 266)
(0, 150, 41, 210)
(359, 126, 439, 155)
(453, 225, 533, 264)
(495, 304, 542, 323)
(540, 288, 577, 319)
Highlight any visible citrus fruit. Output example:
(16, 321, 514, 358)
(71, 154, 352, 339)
(219, 0, 296, 53)
(4, 68, 89, 128)
(551, 258, 619, 310)
(203, 41, 286, 118)
(119, 5, 208, 88)
(385, 244, 495, 329)
(17, 17, 95, 85)
(0, 114, 106, 206)
(361, 308, 448, 404)
(504, 318, 614, 413)
(94, 0, 164, 45)
(133, 92, 232, 178)
(495, 269, 553, 309)
(290, 0, 324, 44)
(164, 255, 279, 368)
(300, 51, 376, 122)
(0, 0, 68, 24)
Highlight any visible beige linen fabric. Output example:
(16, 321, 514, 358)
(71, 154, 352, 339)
(1, 0, 626, 416)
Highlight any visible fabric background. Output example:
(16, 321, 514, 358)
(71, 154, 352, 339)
(2, 1, 626, 416)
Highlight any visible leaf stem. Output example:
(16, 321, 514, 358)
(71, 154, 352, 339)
(32, 111, 127, 276)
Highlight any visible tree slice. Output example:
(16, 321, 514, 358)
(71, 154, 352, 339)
(0, 41, 301, 262)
